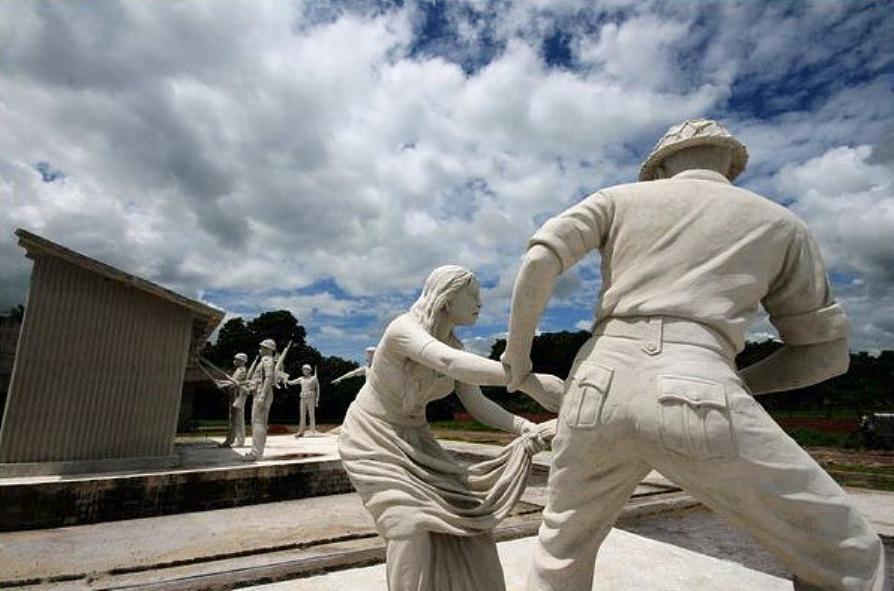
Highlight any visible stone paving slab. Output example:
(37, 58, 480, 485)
(846, 487, 894, 537)
(0, 492, 377, 582)
(252, 529, 792, 590)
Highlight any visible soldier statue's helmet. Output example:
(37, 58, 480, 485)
(259, 338, 276, 352)
(639, 118, 748, 182)
(302, 364, 312, 370)
(365, 347, 376, 353)
(234, 353, 248, 363)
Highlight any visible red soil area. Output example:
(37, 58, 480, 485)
(773, 416, 858, 435)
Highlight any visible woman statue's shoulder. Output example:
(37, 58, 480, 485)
(381, 313, 434, 356)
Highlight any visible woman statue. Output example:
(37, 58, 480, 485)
(338, 265, 562, 590)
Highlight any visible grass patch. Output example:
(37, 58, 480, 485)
(825, 470, 894, 492)
(787, 428, 849, 448)
(823, 462, 894, 476)
(429, 420, 498, 432)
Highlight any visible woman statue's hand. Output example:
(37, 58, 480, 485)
(516, 418, 550, 454)
(519, 373, 565, 413)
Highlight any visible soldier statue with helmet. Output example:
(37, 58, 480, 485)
(243, 338, 277, 461)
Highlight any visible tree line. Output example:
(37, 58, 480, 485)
(191, 312, 893, 429)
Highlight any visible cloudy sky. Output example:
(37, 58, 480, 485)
(1, 0, 892, 360)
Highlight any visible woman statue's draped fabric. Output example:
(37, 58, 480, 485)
(338, 266, 561, 590)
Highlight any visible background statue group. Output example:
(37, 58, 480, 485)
(336, 119, 888, 590)
(209, 338, 325, 461)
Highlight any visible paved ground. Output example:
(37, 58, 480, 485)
(1, 435, 891, 589)
(254, 529, 792, 591)
(620, 502, 894, 584)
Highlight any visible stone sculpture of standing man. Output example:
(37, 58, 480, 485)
(217, 352, 249, 448)
(288, 364, 320, 436)
(502, 119, 887, 590)
(244, 339, 276, 462)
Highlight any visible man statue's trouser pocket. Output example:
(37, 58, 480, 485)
(657, 375, 736, 460)
(563, 364, 614, 428)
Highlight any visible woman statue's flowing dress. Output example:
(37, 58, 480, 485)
(338, 314, 555, 590)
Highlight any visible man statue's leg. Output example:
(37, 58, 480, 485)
(234, 404, 245, 446)
(641, 383, 886, 590)
(309, 400, 316, 433)
(220, 403, 236, 447)
(250, 396, 270, 458)
(298, 398, 307, 436)
(528, 421, 649, 590)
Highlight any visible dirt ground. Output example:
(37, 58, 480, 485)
(807, 447, 894, 468)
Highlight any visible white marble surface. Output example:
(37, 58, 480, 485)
(249, 529, 791, 590)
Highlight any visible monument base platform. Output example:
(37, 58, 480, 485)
(0, 453, 179, 478)
(0, 433, 350, 531)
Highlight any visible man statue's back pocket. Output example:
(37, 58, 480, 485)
(563, 364, 614, 428)
(657, 375, 736, 460)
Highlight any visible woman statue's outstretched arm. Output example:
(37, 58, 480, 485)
(455, 382, 527, 434)
(388, 315, 564, 408)
(413, 337, 560, 401)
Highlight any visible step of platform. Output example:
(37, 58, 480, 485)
(0, 434, 351, 531)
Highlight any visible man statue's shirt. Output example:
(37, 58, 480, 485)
(529, 169, 847, 352)
(294, 375, 319, 399)
(255, 355, 275, 399)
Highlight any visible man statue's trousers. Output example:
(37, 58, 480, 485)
(528, 317, 887, 591)
(250, 394, 273, 457)
(298, 395, 316, 434)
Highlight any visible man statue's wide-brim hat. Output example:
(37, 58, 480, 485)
(234, 353, 248, 362)
(639, 118, 748, 182)
(259, 338, 276, 351)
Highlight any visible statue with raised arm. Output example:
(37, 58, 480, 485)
(331, 347, 376, 385)
(338, 265, 563, 591)
(288, 364, 321, 436)
(502, 119, 886, 590)
(243, 339, 276, 462)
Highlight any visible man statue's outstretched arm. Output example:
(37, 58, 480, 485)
(739, 338, 849, 395)
(332, 366, 366, 383)
(504, 244, 562, 391)
(746, 225, 851, 395)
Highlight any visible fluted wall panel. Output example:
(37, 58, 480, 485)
(0, 256, 192, 463)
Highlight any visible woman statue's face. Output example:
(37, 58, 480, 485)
(446, 279, 482, 326)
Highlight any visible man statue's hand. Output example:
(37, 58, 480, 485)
(501, 349, 532, 393)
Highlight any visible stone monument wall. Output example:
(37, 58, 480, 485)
(0, 255, 193, 464)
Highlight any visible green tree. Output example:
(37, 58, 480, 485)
(206, 317, 254, 367)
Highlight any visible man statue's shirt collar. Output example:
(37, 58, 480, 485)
(671, 169, 732, 184)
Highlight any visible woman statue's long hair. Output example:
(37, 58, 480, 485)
(403, 265, 477, 413)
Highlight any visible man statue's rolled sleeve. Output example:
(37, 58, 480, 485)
(527, 191, 613, 273)
(764, 225, 849, 346)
